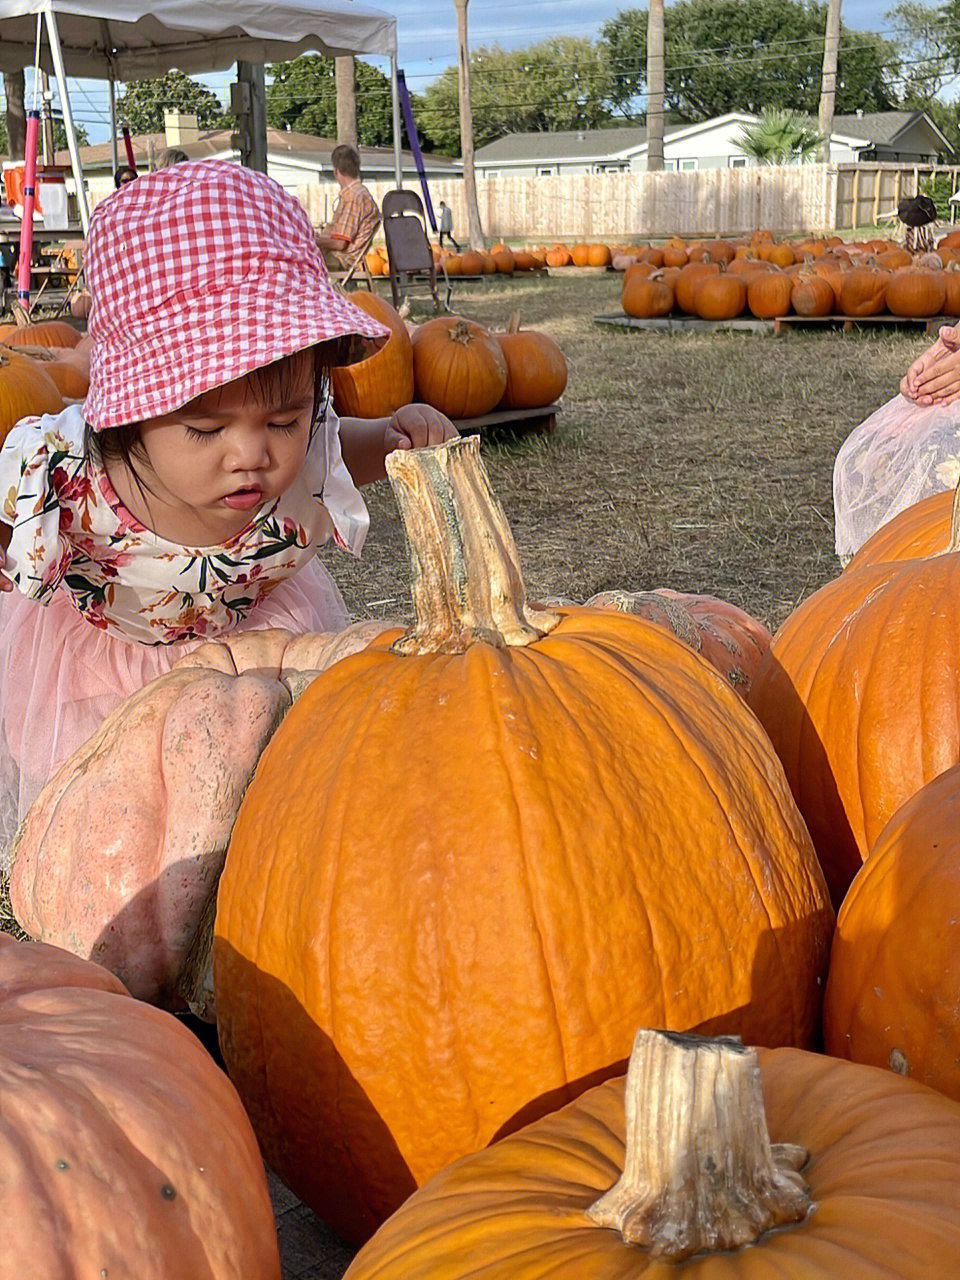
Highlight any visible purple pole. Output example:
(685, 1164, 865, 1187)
(397, 70, 437, 231)
(16, 110, 41, 310)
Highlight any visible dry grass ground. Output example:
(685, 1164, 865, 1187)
(329, 271, 928, 636)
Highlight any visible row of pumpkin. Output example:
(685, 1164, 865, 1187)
(4, 420, 960, 1274)
(623, 235, 960, 321)
(366, 240, 619, 278)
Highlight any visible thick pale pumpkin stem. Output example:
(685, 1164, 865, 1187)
(386, 436, 559, 655)
(586, 1029, 812, 1262)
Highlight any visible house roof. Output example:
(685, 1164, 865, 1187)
(832, 110, 954, 154)
(475, 110, 956, 165)
(53, 128, 459, 174)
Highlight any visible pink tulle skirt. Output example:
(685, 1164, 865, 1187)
(0, 560, 349, 868)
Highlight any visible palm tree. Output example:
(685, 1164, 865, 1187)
(736, 110, 825, 165)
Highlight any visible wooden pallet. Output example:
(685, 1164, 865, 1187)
(452, 402, 561, 436)
(594, 311, 960, 336)
(771, 312, 958, 336)
(594, 313, 773, 334)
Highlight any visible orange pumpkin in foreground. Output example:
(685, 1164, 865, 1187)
(0, 935, 281, 1280)
(330, 292, 414, 418)
(748, 487, 960, 905)
(824, 764, 960, 1101)
(1, 319, 80, 348)
(215, 436, 832, 1245)
(344, 1029, 960, 1279)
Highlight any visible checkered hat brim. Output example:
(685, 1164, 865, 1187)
(82, 159, 390, 430)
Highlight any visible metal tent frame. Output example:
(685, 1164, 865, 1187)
(0, 0, 401, 233)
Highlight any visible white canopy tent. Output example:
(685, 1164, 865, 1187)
(0, 0, 401, 231)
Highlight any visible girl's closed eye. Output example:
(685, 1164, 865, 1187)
(184, 425, 223, 442)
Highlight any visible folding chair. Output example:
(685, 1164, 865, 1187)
(381, 189, 451, 313)
(324, 227, 378, 293)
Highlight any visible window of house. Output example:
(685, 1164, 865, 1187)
(484, 169, 500, 179)
(728, 155, 747, 168)
(537, 166, 556, 176)
(679, 158, 698, 171)
(662, 158, 678, 171)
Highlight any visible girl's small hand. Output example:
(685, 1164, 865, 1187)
(901, 326, 960, 403)
(0, 550, 12, 593)
(385, 403, 459, 452)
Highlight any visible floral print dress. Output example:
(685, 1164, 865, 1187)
(0, 402, 368, 644)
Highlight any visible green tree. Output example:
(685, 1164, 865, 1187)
(736, 108, 824, 161)
(417, 37, 619, 156)
(0, 115, 88, 154)
(116, 71, 228, 135)
(600, 0, 898, 120)
(266, 54, 416, 148)
(886, 1, 955, 102)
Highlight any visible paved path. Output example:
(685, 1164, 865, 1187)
(268, 1170, 357, 1280)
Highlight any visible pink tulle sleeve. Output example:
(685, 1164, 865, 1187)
(0, 417, 75, 601)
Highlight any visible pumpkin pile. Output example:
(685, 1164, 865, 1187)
(332, 296, 568, 420)
(0, 321, 91, 443)
(616, 231, 960, 322)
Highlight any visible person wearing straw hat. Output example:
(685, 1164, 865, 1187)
(0, 159, 456, 844)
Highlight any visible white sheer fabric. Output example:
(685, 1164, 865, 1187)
(833, 394, 960, 562)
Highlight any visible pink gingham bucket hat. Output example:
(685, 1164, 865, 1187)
(82, 159, 390, 430)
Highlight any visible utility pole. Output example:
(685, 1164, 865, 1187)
(818, 0, 841, 162)
(39, 71, 56, 164)
(3, 70, 26, 159)
(455, 0, 485, 248)
(233, 62, 268, 173)
(335, 55, 358, 149)
(647, 0, 665, 171)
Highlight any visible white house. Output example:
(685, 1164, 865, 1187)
(52, 116, 460, 208)
(473, 110, 954, 178)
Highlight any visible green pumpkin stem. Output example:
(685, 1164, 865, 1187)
(386, 436, 560, 655)
(586, 1029, 813, 1262)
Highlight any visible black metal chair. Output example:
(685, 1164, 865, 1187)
(381, 189, 450, 312)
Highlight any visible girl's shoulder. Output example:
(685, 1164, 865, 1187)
(2, 402, 86, 463)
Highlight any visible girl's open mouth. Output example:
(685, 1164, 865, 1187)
(222, 487, 263, 510)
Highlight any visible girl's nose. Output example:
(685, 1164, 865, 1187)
(227, 425, 271, 470)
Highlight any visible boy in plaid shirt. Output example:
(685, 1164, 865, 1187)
(316, 144, 381, 269)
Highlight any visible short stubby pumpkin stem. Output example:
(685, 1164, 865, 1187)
(386, 436, 560, 655)
(586, 1028, 813, 1262)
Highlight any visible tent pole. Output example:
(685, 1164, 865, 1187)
(109, 77, 119, 173)
(391, 54, 402, 187)
(43, 8, 89, 232)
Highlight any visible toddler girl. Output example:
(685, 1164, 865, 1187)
(0, 160, 455, 852)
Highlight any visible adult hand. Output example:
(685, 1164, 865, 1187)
(385, 403, 459, 451)
(901, 324, 960, 405)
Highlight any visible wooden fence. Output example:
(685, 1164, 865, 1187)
(296, 161, 960, 244)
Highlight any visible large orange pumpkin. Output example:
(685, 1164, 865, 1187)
(748, 492, 960, 905)
(214, 436, 832, 1245)
(0, 935, 282, 1280)
(330, 292, 414, 418)
(823, 765, 960, 1101)
(845, 486, 954, 571)
(746, 270, 793, 318)
(622, 270, 674, 317)
(791, 272, 836, 316)
(839, 267, 889, 317)
(0, 346, 64, 441)
(343, 1029, 960, 1279)
(884, 268, 947, 318)
(495, 313, 568, 409)
(411, 315, 507, 417)
(695, 270, 746, 319)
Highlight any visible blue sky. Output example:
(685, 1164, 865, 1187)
(10, 0, 933, 144)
